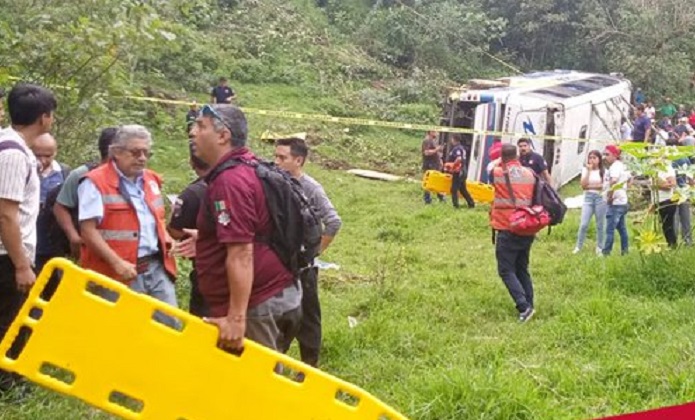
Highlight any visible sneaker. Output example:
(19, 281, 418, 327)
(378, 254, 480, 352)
(572, 247, 580, 254)
(595, 246, 603, 256)
(518, 307, 535, 323)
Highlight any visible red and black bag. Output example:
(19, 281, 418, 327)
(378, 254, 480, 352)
(503, 170, 551, 236)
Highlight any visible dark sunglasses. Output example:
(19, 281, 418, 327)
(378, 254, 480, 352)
(199, 104, 234, 133)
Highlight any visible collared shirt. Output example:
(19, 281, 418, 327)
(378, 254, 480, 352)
(56, 164, 92, 208)
(0, 128, 41, 262)
(39, 160, 66, 203)
(196, 147, 294, 315)
(298, 173, 342, 237)
(78, 162, 160, 257)
(519, 151, 548, 176)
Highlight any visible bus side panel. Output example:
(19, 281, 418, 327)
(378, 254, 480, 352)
(557, 103, 592, 187)
(468, 102, 500, 183)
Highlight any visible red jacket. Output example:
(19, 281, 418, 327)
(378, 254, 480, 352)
(81, 162, 177, 282)
(490, 161, 536, 231)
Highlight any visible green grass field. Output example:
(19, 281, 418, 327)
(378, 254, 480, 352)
(2, 85, 695, 420)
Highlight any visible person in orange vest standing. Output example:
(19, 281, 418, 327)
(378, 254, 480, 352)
(490, 144, 537, 323)
(77, 125, 177, 309)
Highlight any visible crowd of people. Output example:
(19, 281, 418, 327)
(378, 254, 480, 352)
(0, 83, 342, 398)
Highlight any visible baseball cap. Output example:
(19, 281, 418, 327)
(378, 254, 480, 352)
(604, 144, 621, 157)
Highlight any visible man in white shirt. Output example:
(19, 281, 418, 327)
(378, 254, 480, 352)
(0, 83, 56, 395)
(601, 145, 630, 256)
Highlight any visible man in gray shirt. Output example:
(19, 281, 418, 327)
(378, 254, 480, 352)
(0, 83, 56, 395)
(274, 137, 342, 367)
(53, 127, 117, 259)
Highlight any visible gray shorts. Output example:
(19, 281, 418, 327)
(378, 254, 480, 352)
(246, 283, 302, 352)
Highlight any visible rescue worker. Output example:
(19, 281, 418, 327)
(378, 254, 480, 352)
(490, 144, 536, 323)
(445, 134, 475, 209)
(77, 125, 178, 310)
(421, 131, 445, 204)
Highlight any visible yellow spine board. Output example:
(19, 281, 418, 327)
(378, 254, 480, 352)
(0, 259, 408, 420)
(422, 170, 494, 204)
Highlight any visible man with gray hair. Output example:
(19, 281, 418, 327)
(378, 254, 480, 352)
(77, 124, 178, 309)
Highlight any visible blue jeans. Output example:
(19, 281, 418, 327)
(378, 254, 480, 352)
(130, 260, 179, 327)
(603, 204, 629, 255)
(575, 193, 606, 250)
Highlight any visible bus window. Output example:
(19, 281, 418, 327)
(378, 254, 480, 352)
(577, 125, 587, 154)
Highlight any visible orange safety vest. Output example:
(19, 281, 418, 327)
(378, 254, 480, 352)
(80, 162, 177, 283)
(490, 160, 536, 231)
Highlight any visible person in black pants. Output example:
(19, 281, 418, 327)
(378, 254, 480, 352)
(490, 144, 537, 322)
(0, 83, 57, 396)
(167, 140, 209, 316)
(274, 138, 343, 367)
(656, 163, 678, 248)
(445, 135, 475, 209)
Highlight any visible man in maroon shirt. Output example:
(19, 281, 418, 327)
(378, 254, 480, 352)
(184, 104, 301, 352)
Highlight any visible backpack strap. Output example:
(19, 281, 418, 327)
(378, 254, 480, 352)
(0, 140, 31, 185)
(205, 157, 244, 183)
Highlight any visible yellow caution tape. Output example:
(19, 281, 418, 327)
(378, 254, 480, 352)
(6, 75, 622, 143)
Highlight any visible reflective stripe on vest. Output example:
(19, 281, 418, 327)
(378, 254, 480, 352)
(151, 197, 164, 209)
(490, 162, 536, 231)
(494, 197, 532, 207)
(99, 229, 138, 241)
(102, 194, 128, 204)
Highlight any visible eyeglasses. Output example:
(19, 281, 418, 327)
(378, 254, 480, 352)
(199, 104, 234, 133)
(118, 147, 153, 158)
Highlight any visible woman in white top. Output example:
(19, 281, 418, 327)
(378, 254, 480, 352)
(574, 150, 607, 255)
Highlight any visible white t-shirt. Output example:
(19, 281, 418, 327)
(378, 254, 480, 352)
(0, 128, 41, 262)
(582, 167, 603, 195)
(603, 160, 629, 205)
(645, 106, 656, 119)
(657, 166, 676, 203)
(621, 122, 632, 141)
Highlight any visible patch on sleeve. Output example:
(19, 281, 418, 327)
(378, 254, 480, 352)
(172, 198, 184, 218)
(214, 200, 231, 226)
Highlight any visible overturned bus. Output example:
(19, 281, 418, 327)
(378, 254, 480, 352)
(439, 70, 632, 188)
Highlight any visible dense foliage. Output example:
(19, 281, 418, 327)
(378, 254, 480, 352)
(1, 0, 695, 159)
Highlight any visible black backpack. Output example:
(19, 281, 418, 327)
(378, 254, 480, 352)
(533, 175, 567, 226)
(207, 158, 323, 276)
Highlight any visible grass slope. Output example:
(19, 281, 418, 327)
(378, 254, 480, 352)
(2, 85, 695, 419)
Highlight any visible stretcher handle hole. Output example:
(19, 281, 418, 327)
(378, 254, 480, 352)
(85, 281, 120, 303)
(109, 390, 144, 413)
(5, 326, 32, 360)
(29, 307, 43, 321)
(151, 309, 186, 332)
(39, 268, 63, 302)
(39, 362, 76, 385)
(335, 389, 361, 407)
(273, 362, 306, 383)
(378, 415, 394, 420)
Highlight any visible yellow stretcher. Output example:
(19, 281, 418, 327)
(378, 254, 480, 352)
(0, 259, 408, 420)
(422, 170, 495, 204)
